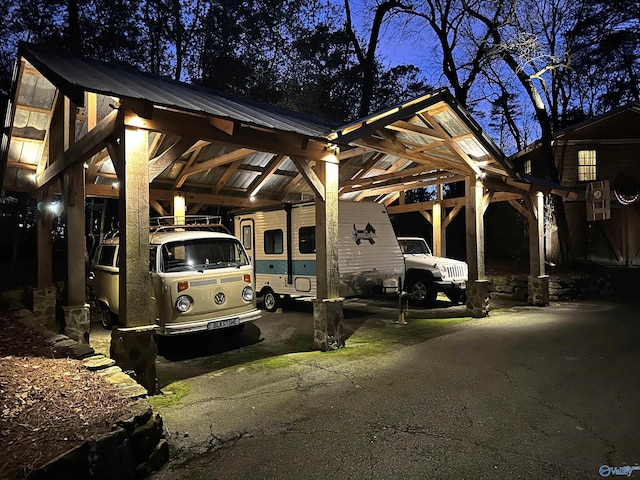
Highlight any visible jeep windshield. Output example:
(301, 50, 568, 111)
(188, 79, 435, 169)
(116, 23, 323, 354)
(160, 238, 249, 273)
(398, 238, 432, 255)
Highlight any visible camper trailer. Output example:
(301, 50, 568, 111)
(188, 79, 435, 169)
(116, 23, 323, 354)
(234, 201, 405, 311)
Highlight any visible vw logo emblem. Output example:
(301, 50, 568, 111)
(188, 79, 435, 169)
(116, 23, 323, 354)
(214, 292, 226, 305)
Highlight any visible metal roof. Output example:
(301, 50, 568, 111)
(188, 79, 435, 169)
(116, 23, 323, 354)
(18, 43, 339, 140)
(1, 42, 561, 209)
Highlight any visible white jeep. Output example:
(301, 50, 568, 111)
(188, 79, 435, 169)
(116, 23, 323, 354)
(397, 237, 468, 306)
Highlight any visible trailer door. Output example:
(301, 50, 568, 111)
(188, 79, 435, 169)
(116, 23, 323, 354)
(239, 218, 255, 262)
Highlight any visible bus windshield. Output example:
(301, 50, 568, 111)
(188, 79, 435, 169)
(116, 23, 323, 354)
(160, 238, 249, 273)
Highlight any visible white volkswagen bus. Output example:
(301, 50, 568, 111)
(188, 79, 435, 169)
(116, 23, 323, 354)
(89, 217, 261, 336)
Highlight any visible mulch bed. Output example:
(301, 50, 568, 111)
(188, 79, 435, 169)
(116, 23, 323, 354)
(0, 311, 134, 479)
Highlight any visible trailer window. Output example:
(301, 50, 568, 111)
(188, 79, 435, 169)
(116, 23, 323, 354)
(242, 225, 252, 250)
(264, 229, 283, 254)
(299, 226, 315, 254)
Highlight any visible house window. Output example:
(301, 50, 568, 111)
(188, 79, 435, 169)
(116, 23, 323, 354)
(578, 150, 597, 181)
(524, 159, 532, 175)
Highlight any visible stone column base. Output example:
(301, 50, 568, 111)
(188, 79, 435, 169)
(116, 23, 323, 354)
(111, 326, 158, 395)
(466, 280, 490, 318)
(528, 275, 550, 306)
(31, 287, 58, 332)
(313, 298, 345, 351)
(63, 304, 90, 345)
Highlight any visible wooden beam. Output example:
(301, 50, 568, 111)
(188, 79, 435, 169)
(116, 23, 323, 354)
(37, 108, 122, 189)
(14, 103, 52, 115)
(387, 191, 522, 214)
(338, 146, 369, 160)
(443, 206, 462, 228)
(212, 158, 244, 194)
(62, 162, 85, 305)
(465, 176, 485, 281)
(386, 120, 446, 142)
(246, 154, 286, 197)
(291, 156, 325, 201)
(421, 111, 481, 176)
(181, 148, 254, 178)
(122, 108, 330, 160)
(150, 200, 168, 216)
(148, 136, 197, 181)
(119, 127, 151, 327)
(173, 145, 204, 189)
(341, 168, 462, 192)
(352, 136, 471, 176)
(508, 199, 531, 221)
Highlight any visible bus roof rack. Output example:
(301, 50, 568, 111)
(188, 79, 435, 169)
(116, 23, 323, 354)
(149, 215, 230, 234)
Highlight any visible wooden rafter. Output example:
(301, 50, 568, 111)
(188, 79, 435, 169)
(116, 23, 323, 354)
(419, 111, 480, 176)
(291, 156, 325, 201)
(352, 136, 471, 176)
(245, 154, 286, 197)
(174, 147, 253, 187)
(148, 136, 198, 181)
(212, 158, 244, 194)
(37, 108, 122, 189)
(122, 108, 330, 160)
(385, 120, 446, 142)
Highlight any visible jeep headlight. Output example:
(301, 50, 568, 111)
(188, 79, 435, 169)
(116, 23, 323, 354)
(176, 295, 192, 312)
(242, 286, 254, 302)
(436, 264, 448, 280)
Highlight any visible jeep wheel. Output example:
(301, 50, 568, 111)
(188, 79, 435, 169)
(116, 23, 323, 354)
(408, 278, 437, 306)
(100, 303, 118, 330)
(262, 289, 279, 312)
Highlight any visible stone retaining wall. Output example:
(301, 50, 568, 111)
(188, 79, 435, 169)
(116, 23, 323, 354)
(486, 271, 613, 302)
(5, 303, 168, 479)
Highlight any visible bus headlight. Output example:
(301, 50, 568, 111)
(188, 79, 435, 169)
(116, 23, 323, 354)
(242, 286, 255, 302)
(176, 295, 192, 312)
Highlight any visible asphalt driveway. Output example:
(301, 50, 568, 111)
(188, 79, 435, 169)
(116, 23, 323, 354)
(92, 297, 640, 479)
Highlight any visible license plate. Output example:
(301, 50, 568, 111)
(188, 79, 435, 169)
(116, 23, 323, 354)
(207, 317, 240, 330)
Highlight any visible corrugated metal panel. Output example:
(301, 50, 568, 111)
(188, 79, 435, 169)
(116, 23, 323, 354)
(432, 110, 470, 137)
(18, 73, 55, 109)
(261, 175, 291, 193)
(21, 44, 339, 140)
(278, 157, 297, 172)
(226, 170, 256, 190)
(243, 151, 273, 168)
(456, 136, 490, 160)
(12, 110, 48, 141)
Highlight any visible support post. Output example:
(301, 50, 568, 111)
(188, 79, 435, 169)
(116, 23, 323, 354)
(109, 125, 157, 394)
(432, 184, 443, 257)
(34, 188, 58, 330)
(116, 127, 151, 327)
(465, 176, 489, 317)
(312, 150, 344, 351)
(527, 192, 549, 306)
(173, 193, 186, 224)
(62, 161, 90, 342)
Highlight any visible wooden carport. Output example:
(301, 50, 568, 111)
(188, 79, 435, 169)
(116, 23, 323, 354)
(1, 44, 575, 391)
